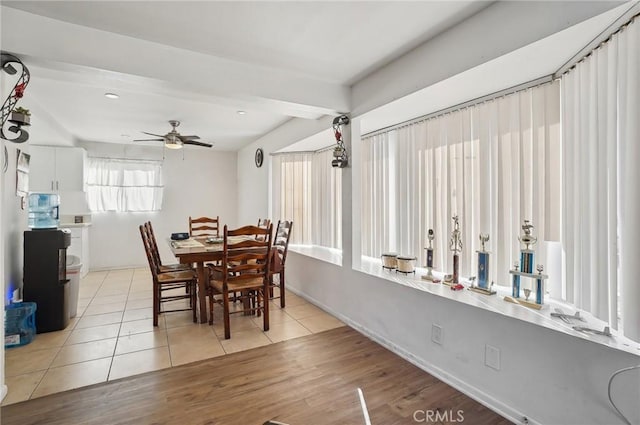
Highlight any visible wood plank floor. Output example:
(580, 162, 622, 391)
(1, 327, 510, 425)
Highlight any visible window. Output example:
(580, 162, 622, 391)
(361, 14, 640, 343)
(361, 81, 561, 289)
(272, 149, 341, 249)
(86, 158, 164, 212)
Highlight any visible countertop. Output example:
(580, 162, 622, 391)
(60, 222, 92, 228)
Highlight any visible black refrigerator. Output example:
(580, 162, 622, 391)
(23, 229, 71, 333)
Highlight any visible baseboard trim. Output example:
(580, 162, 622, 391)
(88, 265, 146, 272)
(2, 383, 8, 402)
(286, 285, 537, 425)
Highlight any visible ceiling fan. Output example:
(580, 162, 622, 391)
(134, 120, 213, 149)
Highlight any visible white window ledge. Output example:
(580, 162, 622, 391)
(288, 244, 342, 266)
(355, 256, 640, 357)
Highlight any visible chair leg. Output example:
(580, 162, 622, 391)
(223, 290, 231, 340)
(153, 282, 159, 326)
(208, 287, 214, 325)
(263, 286, 270, 332)
(192, 281, 197, 323)
(242, 290, 252, 316)
(280, 270, 286, 308)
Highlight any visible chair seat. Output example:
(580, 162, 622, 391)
(159, 263, 192, 273)
(210, 276, 265, 293)
(157, 270, 196, 283)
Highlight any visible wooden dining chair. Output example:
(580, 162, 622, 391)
(145, 222, 192, 273)
(140, 225, 197, 326)
(207, 224, 273, 339)
(268, 220, 293, 308)
(189, 216, 220, 237)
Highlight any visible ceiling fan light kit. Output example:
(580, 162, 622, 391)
(133, 120, 213, 149)
(164, 133, 183, 149)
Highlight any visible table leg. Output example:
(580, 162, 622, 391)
(196, 261, 208, 324)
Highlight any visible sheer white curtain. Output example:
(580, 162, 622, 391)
(361, 81, 561, 286)
(272, 150, 341, 249)
(311, 149, 342, 249)
(562, 16, 639, 341)
(86, 158, 164, 212)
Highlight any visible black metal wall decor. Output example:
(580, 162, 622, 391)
(1, 52, 31, 144)
(331, 114, 349, 168)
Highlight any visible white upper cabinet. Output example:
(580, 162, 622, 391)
(29, 146, 87, 192)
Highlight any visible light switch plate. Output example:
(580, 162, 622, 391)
(485, 344, 501, 370)
(431, 324, 443, 345)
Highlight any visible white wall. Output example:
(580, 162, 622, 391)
(3, 144, 29, 299)
(80, 142, 238, 270)
(237, 116, 333, 224)
(1, 141, 31, 401)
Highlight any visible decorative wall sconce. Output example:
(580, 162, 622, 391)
(331, 114, 349, 168)
(1, 52, 31, 144)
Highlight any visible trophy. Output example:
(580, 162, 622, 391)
(444, 215, 462, 286)
(504, 220, 549, 310)
(468, 233, 496, 295)
(421, 229, 438, 282)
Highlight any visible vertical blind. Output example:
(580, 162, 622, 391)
(561, 16, 639, 342)
(361, 81, 561, 288)
(271, 149, 341, 249)
(86, 158, 164, 212)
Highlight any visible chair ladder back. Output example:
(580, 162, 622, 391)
(145, 222, 161, 267)
(139, 225, 159, 279)
(274, 220, 293, 265)
(189, 216, 220, 237)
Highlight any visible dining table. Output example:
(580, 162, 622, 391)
(168, 236, 278, 324)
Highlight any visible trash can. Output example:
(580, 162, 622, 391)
(66, 255, 82, 318)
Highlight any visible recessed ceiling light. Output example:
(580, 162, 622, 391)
(104, 93, 119, 99)
(237, 110, 246, 115)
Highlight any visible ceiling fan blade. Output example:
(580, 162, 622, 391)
(142, 131, 166, 138)
(178, 135, 200, 140)
(133, 138, 164, 142)
(184, 140, 213, 148)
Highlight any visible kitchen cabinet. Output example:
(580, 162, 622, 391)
(67, 226, 90, 277)
(29, 146, 87, 192)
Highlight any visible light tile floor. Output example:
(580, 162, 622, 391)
(3, 267, 345, 405)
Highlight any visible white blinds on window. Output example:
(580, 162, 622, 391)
(361, 81, 561, 287)
(271, 149, 341, 249)
(86, 158, 164, 212)
(562, 17, 639, 342)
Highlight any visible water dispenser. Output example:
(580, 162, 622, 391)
(28, 193, 60, 229)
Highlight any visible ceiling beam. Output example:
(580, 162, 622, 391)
(0, 7, 350, 119)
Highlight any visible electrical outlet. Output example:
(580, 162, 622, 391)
(431, 324, 443, 345)
(485, 344, 500, 370)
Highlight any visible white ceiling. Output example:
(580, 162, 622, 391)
(0, 1, 490, 150)
(279, 2, 635, 151)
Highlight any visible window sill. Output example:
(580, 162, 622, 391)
(355, 256, 640, 356)
(288, 245, 342, 266)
